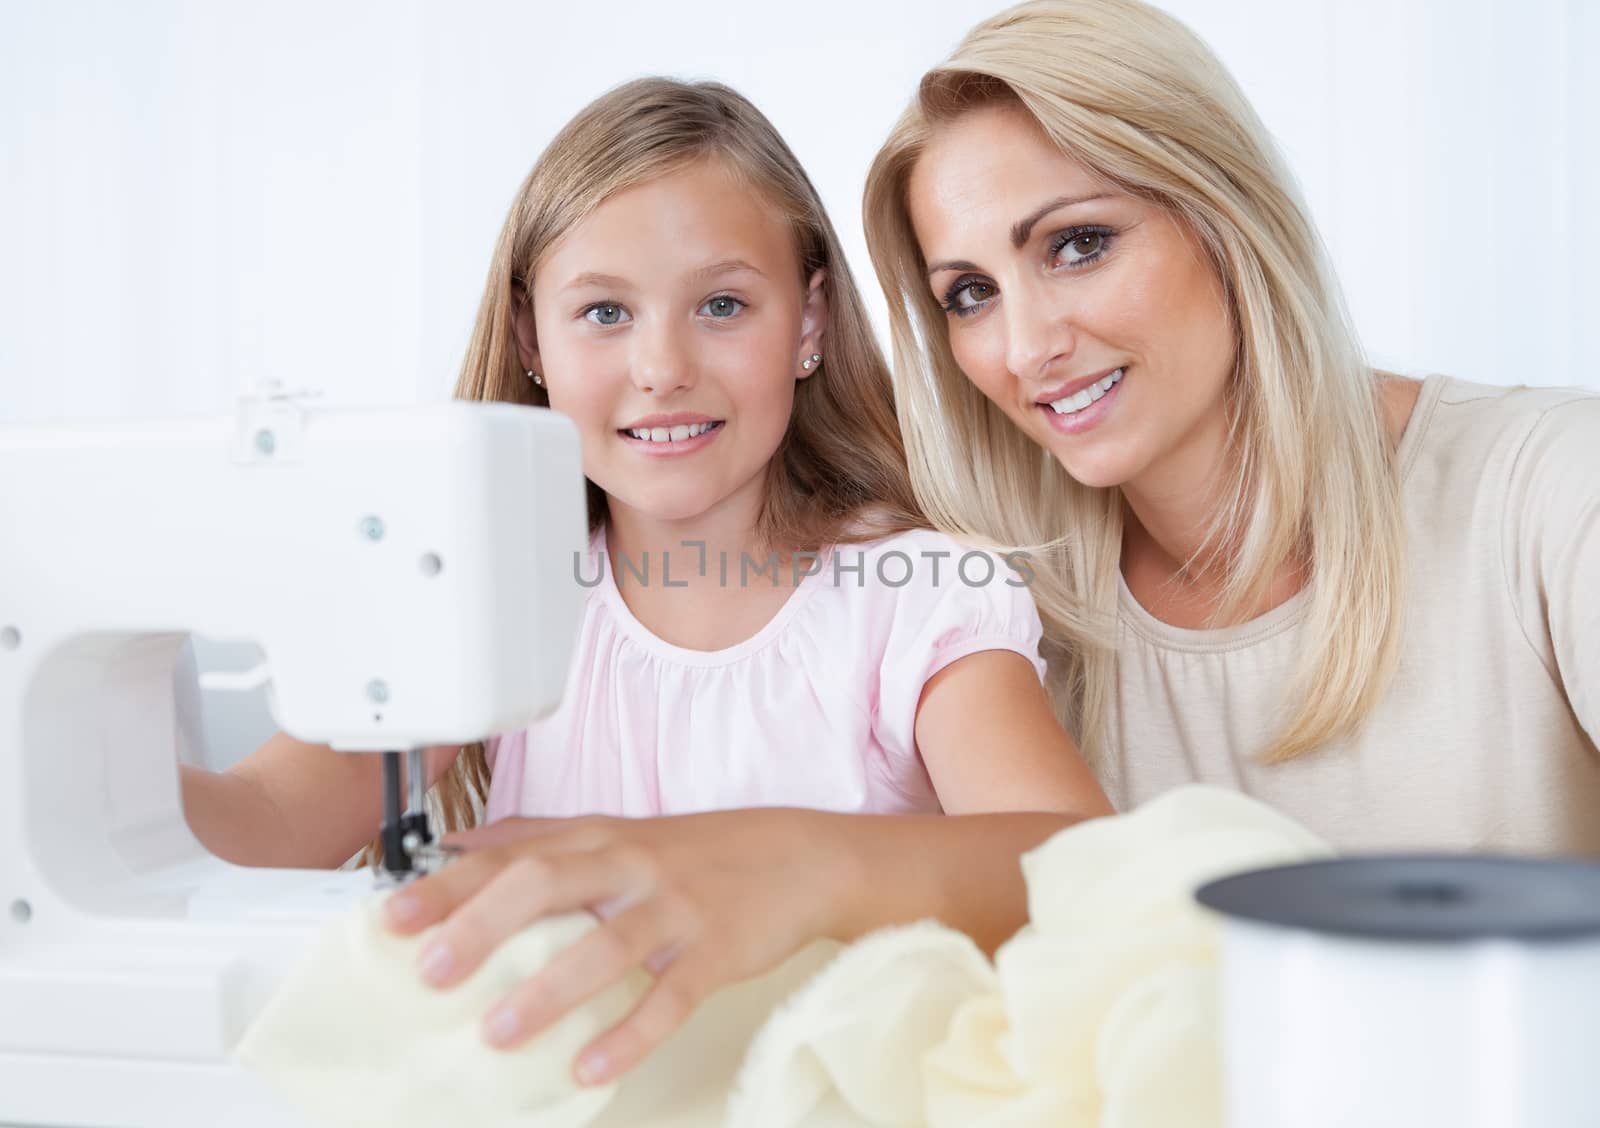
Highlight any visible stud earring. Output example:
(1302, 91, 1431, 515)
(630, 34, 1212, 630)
(526, 368, 543, 387)
(802, 353, 822, 371)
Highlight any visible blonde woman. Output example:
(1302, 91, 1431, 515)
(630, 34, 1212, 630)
(863, 0, 1599, 852)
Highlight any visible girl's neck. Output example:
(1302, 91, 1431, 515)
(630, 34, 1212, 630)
(605, 493, 771, 572)
(602, 482, 813, 652)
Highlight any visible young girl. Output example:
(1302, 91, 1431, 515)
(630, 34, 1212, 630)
(180, 78, 1108, 874)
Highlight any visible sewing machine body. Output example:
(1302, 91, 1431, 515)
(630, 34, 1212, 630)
(0, 399, 586, 1126)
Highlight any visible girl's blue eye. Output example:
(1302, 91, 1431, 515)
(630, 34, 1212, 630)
(701, 295, 744, 319)
(584, 304, 629, 326)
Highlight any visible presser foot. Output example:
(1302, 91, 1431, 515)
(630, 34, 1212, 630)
(373, 840, 462, 886)
(378, 749, 459, 880)
(377, 807, 464, 881)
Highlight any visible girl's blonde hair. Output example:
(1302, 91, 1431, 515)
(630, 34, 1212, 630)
(417, 77, 924, 844)
(863, 0, 1405, 772)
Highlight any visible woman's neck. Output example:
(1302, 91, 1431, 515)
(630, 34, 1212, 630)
(1117, 373, 1422, 629)
(1116, 399, 1298, 629)
(1118, 401, 1236, 574)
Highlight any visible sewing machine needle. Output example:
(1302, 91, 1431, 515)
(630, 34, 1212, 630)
(406, 746, 426, 818)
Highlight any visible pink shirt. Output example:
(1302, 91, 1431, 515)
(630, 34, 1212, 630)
(484, 527, 1046, 821)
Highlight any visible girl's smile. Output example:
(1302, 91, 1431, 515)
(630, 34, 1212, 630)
(617, 415, 726, 456)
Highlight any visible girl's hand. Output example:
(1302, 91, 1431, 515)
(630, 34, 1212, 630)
(380, 808, 851, 1086)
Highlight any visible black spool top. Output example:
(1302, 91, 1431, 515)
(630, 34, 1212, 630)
(1196, 855, 1600, 943)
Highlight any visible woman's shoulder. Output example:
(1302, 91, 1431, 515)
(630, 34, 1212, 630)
(1401, 374, 1600, 568)
(1418, 374, 1598, 442)
(1401, 374, 1598, 482)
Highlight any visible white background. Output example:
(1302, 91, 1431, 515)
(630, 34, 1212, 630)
(3, 0, 1597, 428)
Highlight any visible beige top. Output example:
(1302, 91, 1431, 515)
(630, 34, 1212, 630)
(1106, 375, 1600, 855)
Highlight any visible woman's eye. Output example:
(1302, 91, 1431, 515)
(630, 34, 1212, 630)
(960, 282, 995, 307)
(701, 295, 745, 318)
(1053, 228, 1112, 267)
(944, 279, 996, 316)
(584, 304, 629, 326)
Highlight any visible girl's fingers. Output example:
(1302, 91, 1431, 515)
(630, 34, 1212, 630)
(384, 822, 613, 934)
(572, 956, 716, 1086)
(382, 845, 509, 933)
(481, 899, 682, 1050)
(415, 849, 640, 988)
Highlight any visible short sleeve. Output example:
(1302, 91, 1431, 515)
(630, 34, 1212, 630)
(869, 533, 1047, 765)
(1504, 395, 1600, 745)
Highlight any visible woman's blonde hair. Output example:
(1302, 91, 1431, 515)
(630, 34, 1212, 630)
(410, 76, 924, 846)
(863, 0, 1405, 771)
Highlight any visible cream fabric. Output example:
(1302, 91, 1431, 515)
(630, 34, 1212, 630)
(725, 785, 1331, 1126)
(234, 896, 837, 1128)
(236, 786, 1330, 1127)
(1106, 377, 1600, 854)
(234, 902, 641, 1128)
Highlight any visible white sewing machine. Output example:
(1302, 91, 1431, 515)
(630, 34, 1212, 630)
(0, 392, 588, 1127)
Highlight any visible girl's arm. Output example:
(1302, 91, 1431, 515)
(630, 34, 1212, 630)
(913, 648, 1113, 819)
(383, 805, 1084, 1087)
(180, 734, 461, 869)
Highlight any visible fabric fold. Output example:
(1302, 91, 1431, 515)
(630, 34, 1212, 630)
(236, 786, 1331, 1127)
